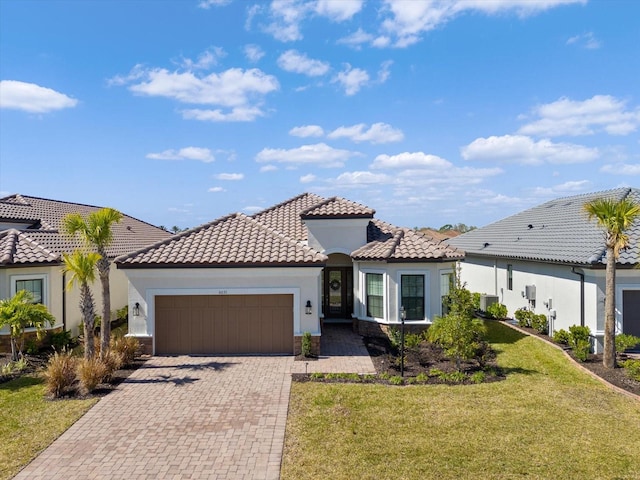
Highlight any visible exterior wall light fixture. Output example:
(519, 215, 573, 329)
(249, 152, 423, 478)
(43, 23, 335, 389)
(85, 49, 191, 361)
(305, 300, 312, 315)
(133, 302, 140, 317)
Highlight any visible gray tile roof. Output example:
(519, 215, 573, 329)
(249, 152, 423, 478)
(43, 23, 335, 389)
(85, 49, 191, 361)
(447, 188, 640, 266)
(0, 194, 171, 265)
(116, 192, 461, 268)
(115, 213, 327, 267)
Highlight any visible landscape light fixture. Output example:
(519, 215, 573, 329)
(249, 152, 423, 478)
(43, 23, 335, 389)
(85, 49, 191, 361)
(305, 300, 312, 315)
(400, 305, 406, 377)
(133, 302, 140, 317)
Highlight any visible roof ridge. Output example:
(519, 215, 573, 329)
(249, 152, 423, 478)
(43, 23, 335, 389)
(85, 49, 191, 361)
(385, 228, 404, 258)
(17, 231, 59, 262)
(0, 229, 19, 264)
(299, 196, 335, 216)
(251, 192, 325, 218)
(241, 214, 323, 254)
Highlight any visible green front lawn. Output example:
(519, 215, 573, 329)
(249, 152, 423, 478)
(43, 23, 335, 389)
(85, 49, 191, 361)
(282, 321, 640, 480)
(0, 375, 97, 480)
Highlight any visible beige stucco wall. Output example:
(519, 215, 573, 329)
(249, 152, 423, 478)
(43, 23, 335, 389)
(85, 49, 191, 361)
(1, 263, 129, 337)
(120, 266, 324, 350)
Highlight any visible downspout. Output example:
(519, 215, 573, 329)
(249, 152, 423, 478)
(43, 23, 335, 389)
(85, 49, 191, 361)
(494, 259, 498, 296)
(62, 271, 67, 331)
(571, 267, 585, 327)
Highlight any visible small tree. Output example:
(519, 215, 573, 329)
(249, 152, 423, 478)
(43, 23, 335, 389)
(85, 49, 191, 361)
(62, 250, 101, 360)
(0, 290, 55, 361)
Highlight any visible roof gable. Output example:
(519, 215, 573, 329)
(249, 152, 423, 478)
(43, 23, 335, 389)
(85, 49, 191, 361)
(448, 188, 640, 265)
(300, 196, 375, 219)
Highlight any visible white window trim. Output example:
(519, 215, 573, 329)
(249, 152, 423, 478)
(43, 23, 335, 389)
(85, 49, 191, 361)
(361, 269, 387, 321)
(10, 273, 49, 307)
(438, 268, 454, 317)
(396, 270, 431, 323)
(615, 284, 640, 335)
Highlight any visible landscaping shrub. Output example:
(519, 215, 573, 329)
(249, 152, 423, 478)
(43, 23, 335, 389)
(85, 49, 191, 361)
(77, 357, 109, 395)
(110, 335, 139, 367)
(568, 325, 591, 362)
(49, 329, 73, 352)
(615, 334, 640, 354)
(620, 359, 640, 381)
(514, 308, 532, 328)
(389, 375, 404, 385)
(470, 371, 486, 384)
(427, 313, 487, 371)
(44, 351, 77, 398)
(301, 331, 312, 357)
(530, 313, 549, 334)
(1, 357, 28, 377)
(404, 333, 422, 349)
(552, 329, 571, 345)
(387, 327, 401, 350)
(486, 302, 508, 319)
(471, 292, 481, 311)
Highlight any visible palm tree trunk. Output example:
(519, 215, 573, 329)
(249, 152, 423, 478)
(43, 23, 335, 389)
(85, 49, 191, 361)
(603, 246, 616, 369)
(10, 337, 19, 362)
(81, 284, 96, 360)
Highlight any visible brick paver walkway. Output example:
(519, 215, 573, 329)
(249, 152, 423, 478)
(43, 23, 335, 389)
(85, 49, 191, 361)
(14, 356, 293, 480)
(289, 323, 376, 374)
(15, 325, 375, 479)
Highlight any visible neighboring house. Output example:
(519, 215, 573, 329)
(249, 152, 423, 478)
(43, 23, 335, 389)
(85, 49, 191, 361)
(115, 193, 463, 355)
(0, 194, 171, 350)
(448, 188, 640, 353)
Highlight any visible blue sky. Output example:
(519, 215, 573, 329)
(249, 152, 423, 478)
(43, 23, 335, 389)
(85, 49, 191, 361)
(1, 0, 638, 231)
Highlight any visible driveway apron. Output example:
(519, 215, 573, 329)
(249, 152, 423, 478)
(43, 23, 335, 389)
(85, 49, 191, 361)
(14, 356, 293, 480)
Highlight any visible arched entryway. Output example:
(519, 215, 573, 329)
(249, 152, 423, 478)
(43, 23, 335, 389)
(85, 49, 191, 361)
(322, 253, 353, 321)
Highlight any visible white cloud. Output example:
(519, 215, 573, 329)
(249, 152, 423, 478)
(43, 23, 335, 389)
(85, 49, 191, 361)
(260, 165, 278, 172)
(215, 173, 244, 180)
(601, 163, 640, 175)
(328, 122, 404, 144)
(277, 50, 330, 76)
(289, 125, 324, 137)
(198, 0, 231, 8)
(377, 60, 393, 83)
(146, 146, 214, 162)
(181, 106, 265, 122)
(461, 134, 599, 165)
(0, 80, 78, 113)
(530, 180, 591, 196)
(566, 32, 601, 49)
(208, 187, 226, 192)
(178, 47, 226, 70)
(264, 0, 311, 42)
(111, 66, 278, 122)
(378, 0, 586, 48)
(300, 174, 317, 183)
(332, 64, 369, 95)
(315, 0, 363, 22)
(337, 28, 375, 49)
(243, 205, 264, 213)
(255, 143, 361, 168)
(244, 44, 265, 62)
(518, 95, 640, 137)
(334, 171, 393, 186)
(371, 152, 450, 169)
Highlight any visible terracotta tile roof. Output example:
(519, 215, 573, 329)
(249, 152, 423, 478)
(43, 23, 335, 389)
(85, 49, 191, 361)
(116, 213, 327, 267)
(448, 187, 640, 266)
(0, 194, 171, 265)
(352, 220, 464, 262)
(251, 193, 324, 241)
(0, 229, 60, 265)
(300, 196, 375, 219)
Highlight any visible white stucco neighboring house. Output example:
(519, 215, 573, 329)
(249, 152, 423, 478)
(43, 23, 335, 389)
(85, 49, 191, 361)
(115, 193, 463, 355)
(0, 194, 171, 350)
(447, 188, 640, 353)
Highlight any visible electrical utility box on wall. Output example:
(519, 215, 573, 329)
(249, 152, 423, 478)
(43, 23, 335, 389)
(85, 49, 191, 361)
(525, 285, 536, 300)
(480, 294, 499, 311)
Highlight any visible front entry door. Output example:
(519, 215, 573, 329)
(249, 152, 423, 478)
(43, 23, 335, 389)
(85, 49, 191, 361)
(323, 267, 353, 318)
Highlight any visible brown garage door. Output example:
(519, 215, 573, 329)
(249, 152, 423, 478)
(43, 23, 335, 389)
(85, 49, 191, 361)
(155, 294, 293, 355)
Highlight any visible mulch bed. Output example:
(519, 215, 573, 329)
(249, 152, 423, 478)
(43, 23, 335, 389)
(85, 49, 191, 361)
(506, 322, 640, 397)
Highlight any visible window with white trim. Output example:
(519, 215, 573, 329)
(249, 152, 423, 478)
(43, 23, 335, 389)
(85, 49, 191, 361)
(440, 271, 454, 315)
(365, 273, 384, 318)
(401, 274, 424, 320)
(11, 274, 48, 306)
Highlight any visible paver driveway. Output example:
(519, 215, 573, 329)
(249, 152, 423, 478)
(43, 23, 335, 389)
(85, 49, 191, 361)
(14, 355, 293, 480)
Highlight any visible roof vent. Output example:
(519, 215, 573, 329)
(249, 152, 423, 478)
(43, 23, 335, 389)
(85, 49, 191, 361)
(483, 242, 490, 248)
(527, 224, 533, 229)
(126, 225, 132, 231)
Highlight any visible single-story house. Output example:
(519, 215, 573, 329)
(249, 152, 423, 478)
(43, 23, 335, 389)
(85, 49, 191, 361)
(115, 193, 463, 355)
(447, 187, 640, 353)
(0, 194, 171, 350)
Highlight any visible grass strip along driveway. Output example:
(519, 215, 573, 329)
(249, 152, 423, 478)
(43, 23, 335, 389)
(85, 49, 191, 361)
(0, 376, 97, 480)
(282, 321, 640, 480)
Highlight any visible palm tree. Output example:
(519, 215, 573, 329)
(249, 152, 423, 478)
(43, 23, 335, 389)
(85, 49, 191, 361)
(62, 250, 101, 360)
(584, 196, 640, 368)
(0, 290, 55, 361)
(62, 208, 123, 359)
